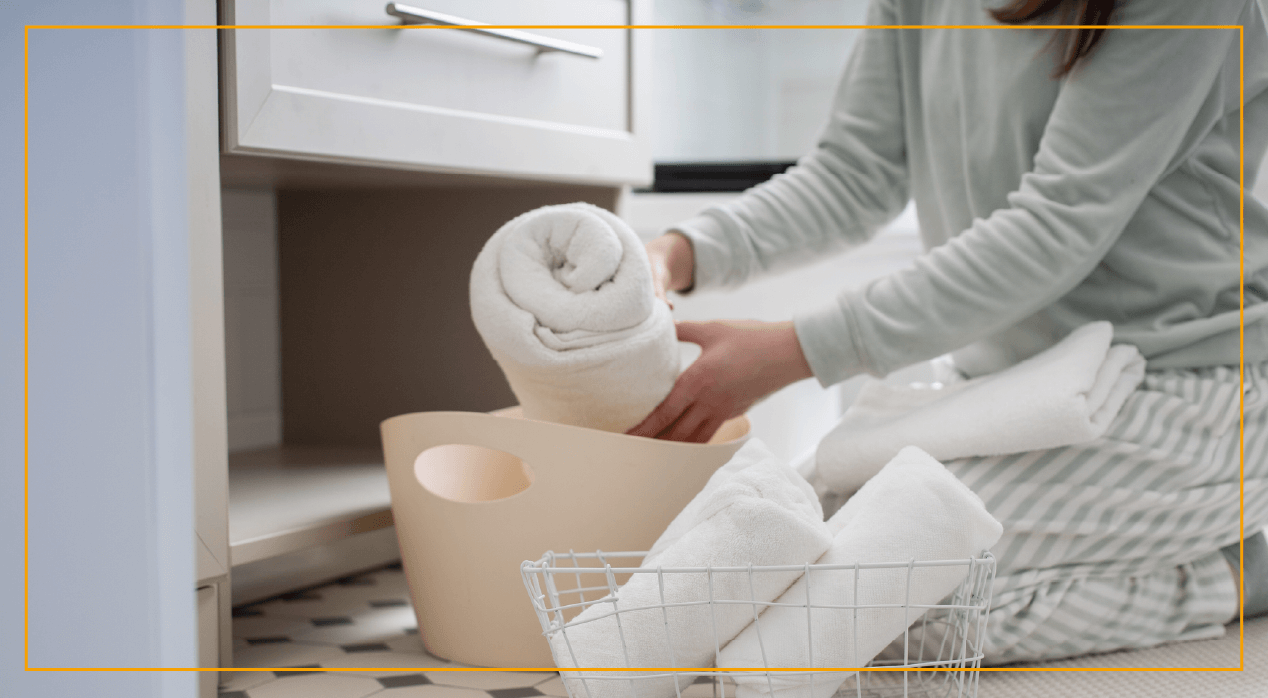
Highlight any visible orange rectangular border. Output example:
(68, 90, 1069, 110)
(24, 23, 1252, 680)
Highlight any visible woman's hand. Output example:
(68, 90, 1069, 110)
(628, 320, 815, 443)
(645, 232, 695, 308)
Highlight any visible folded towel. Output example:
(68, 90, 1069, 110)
(552, 440, 832, 698)
(718, 447, 1003, 698)
(470, 203, 679, 432)
(814, 321, 1144, 494)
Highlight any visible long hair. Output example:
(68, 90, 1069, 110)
(990, 0, 1120, 78)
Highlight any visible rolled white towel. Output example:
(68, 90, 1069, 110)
(551, 440, 832, 698)
(814, 321, 1144, 494)
(470, 202, 679, 432)
(718, 446, 1003, 698)
(641, 437, 780, 569)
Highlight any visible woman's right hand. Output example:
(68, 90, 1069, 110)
(628, 319, 813, 442)
(646, 232, 695, 308)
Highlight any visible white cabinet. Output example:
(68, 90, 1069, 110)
(208, 0, 650, 678)
(221, 0, 652, 185)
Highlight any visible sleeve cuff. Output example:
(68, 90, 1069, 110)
(667, 213, 740, 293)
(793, 296, 872, 387)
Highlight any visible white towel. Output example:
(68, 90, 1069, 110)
(552, 440, 832, 698)
(470, 203, 679, 432)
(718, 447, 1003, 698)
(814, 321, 1144, 494)
(641, 437, 774, 568)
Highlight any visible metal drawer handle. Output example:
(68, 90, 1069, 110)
(385, 3, 604, 59)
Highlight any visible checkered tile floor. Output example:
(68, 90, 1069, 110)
(223, 559, 1268, 698)
(223, 564, 726, 698)
(225, 563, 524, 697)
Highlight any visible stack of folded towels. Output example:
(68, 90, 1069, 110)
(550, 439, 1003, 698)
(470, 203, 679, 432)
(812, 321, 1145, 496)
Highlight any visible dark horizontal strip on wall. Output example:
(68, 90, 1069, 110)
(642, 161, 798, 193)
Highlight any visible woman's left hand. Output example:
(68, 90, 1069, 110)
(627, 320, 815, 443)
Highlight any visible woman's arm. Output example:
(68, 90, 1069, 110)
(796, 0, 1248, 386)
(635, 0, 1253, 442)
(667, 0, 911, 293)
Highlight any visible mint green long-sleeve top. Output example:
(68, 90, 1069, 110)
(672, 0, 1268, 384)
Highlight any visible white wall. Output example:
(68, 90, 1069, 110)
(222, 189, 283, 452)
(2, 1, 199, 695)
(651, 0, 870, 162)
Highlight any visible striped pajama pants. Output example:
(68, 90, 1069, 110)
(943, 362, 1268, 665)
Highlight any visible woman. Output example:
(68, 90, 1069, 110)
(630, 0, 1268, 663)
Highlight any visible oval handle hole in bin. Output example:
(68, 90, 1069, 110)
(414, 444, 534, 503)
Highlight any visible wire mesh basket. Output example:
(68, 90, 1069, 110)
(521, 550, 995, 698)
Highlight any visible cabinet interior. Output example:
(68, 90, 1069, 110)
(220, 160, 621, 602)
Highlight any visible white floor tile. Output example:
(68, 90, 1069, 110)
(233, 641, 347, 669)
(218, 669, 276, 692)
(290, 606, 418, 645)
(244, 673, 382, 698)
(533, 675, 569, 697)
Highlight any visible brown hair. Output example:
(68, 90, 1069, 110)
(990, 0, 1121, 78)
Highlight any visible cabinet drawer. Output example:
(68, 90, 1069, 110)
(222, 0, 651, 184)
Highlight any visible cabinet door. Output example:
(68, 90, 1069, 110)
(221, 0, 651, 185)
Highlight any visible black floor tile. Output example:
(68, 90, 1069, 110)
(273, 663, 323, 677)
(280, 591, 322, 602)
(378, 673, 433, 688)
(245, 636, 291, 645)
(311, 616, 354, 627)
(341, 642, 391, 653)
(369, 599, 409, 608)
(231, 607, 263, 618)
(218, 692, 248, 698)
(489, 687, 544, 698)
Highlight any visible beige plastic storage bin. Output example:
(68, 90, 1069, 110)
(380, 407, 750, 668)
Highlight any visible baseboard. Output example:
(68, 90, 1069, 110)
(230, 526, 401, 606)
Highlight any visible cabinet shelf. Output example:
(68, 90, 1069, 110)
(228, 445, 394, 567)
